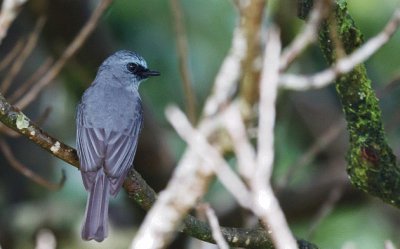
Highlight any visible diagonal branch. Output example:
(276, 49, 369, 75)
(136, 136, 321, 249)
(280, 8, 400, 90)
(14, 0, 114, 109)
(0, 88, 318, 249)
(0, 139, 65, 190)
(1, 17, 45, 94)
(0, 0, 28, 46)
(0, 39, 23, 70)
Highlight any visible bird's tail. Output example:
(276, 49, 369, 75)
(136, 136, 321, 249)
(81, 170, 110, 242)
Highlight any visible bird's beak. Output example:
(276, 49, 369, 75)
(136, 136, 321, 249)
(142, 69, 160, 78)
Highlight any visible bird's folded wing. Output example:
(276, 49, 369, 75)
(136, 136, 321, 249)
(76, 105, 107, 190)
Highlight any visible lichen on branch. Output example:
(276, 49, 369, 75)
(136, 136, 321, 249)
(299, 0, 400, 207)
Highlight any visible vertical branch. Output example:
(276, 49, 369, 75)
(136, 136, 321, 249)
(238, 0, 266, 106)
(170, 0, 197, 123)
(253, 27, 298, 249)
(222, 103, 256, 182)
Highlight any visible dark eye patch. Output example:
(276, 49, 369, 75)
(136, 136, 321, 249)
(126, 62, 145, 74)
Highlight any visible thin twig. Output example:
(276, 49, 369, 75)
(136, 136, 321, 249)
(9, 57, 53, 103)
(1, 17, 45, 94)
(200, 204, 229, 249)
(277, 119, 345, 190)
(306, 185, 343, 239)
(15, 0, 114, 109)
(376, 73, 400, 98)
(170, 0, 197, 124)
(35, 106, 52, 126)
(280, 0, 331, 71)
(280, 8, 400, 90)
(0, 39, 23, 71)
(253, 27, 298, 249)
(0, 139, 65, 190)
(0, 0, 28, 46)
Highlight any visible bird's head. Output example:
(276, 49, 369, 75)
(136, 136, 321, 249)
(97, 50, 160, 90)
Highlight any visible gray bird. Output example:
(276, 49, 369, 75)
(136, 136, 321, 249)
(76, 50, 159, 242)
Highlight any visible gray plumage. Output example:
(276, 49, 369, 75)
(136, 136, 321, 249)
(76, 50, 159, 242)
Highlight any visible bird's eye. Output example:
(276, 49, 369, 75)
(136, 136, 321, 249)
(127, 62, 139, 73)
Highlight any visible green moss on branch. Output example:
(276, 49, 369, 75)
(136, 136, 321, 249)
(299, 0, 400, 207)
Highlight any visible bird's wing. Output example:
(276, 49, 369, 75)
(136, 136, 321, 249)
(76, 105, 107, 190)
(104, 104, 143, 196)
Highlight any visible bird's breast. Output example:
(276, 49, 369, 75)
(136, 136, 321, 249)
(80, 85, 142, 135)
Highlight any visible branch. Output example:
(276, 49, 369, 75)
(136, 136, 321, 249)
(237, 0, 266, 106)
(253, 27, 298, 249)
(1, 17, 45, 94)
(0, 138, 65, 190)
(167, 105, 252, 209)
(0, 77, 318, 249)
(169, 0, 197, 123)
(280, 0, 331, 71)
(280, 8, 400, 90)
(0, 38, 23, 70)
(0, 0, 28, 46)
(200, 204, 229, 249)
(296, 0, 400, 209)
(276, 120, 345, 190)
(222, 102, 256, 182)
(8, 57, 53, 103)
(14, 0, 114, 109)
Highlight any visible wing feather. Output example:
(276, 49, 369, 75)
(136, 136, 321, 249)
(76, 106, 107, 190)
(77, 99, 143, 196)
(104, 113, 142, 196)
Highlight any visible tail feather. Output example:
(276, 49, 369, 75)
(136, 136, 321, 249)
(81, 170, 110, 242)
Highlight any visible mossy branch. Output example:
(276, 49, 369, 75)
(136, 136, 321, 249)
(0, 92, 317, 249)
(299, 0, 400, 207)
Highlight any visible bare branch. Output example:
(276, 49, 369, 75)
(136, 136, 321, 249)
(280, 0, 331, 71)
(0, 39, 23, 70)
(0, 0, 28, 45)
(253, 27, 298, 249)
(0, 139, 65, 190)
(166, 105, 252, 209)
(277, 120, 345, 190)
(200, 204, 229, 249)
(9, 57, 53, 103)
(203, 26, 246, 116)
(256, 27, 280, 185)
(222, 102, 256, 182)
(280, 8, 400, 90)
(307, 185, 343, 239)
(170, 0, 197, 123)
(1, 17, 45, 94)
(15, 0, 114, 109)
